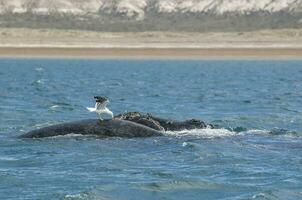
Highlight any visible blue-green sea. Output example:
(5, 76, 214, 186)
(1, 59, 302, 199)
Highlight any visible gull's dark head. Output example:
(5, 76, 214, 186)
(94, 96, 109, 103)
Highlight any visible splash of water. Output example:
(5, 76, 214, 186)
(164, 128, 237, 138)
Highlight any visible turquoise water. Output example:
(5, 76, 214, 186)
(1, 59, 302, 199)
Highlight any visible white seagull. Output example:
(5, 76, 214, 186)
(87, 96, 114, 120)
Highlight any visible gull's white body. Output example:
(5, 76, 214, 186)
(87, 100, 113, 120)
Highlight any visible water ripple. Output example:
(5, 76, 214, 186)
(1, 59, 302, 199)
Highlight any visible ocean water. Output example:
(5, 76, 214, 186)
(1, 59, 302, 200)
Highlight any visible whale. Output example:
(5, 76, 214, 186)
(115, 112, 214, 131)
(19, 119, 163, 138)
(19, 112, 213, 139)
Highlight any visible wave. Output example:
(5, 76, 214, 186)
(64, 193, 89, 199)
(164, 127, 300, 138)
(245, 128, 300, 137)
(165, 128, 236, 139)
(0, 156, 18, 161)
(31, 79, 45, 85)
(63, 191, 112, 200)
(35, 67, 44, 71)
(29, 128, 300, 140)
(50, 105, 60, 109)
(139, 180, 219, 191)
(64, 192, 108, 200)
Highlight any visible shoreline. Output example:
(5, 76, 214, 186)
(0, 28, 302, 59)
(0, 47, 302, 59)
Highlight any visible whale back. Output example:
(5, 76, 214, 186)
(20, 119, 163, 138)
(115, 112, 212, 131)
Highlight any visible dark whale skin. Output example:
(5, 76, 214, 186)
(115, 112, 213, 131)
(19, 119, 163, 138)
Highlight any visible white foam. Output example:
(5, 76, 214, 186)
(165, 128, 236, 138)
(245, 129, 270, 135)
(35, 67, 44, 71)
(64, 193, 89, 199)
(0, 156, 18, 161)
(50, 105, 60, 109)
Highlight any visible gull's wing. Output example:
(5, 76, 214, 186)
(87, 107, 96, 112)
(96, 100, 109, 110)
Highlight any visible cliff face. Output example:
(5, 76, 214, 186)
(0, 0, 301, 31)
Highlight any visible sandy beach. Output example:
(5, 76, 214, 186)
(0, 47, 302, 59)
(0, 28, 302, 59)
